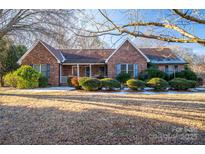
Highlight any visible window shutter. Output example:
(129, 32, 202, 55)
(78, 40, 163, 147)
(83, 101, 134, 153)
(134, 64, 138, 78)
(115, 64, 121, 75)
(47, 64, 50, 78)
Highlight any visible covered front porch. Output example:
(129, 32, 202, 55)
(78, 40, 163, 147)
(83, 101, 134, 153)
(60, 63, 107, 84)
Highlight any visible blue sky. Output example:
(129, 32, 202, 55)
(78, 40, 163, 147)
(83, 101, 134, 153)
(86, 9, 205, 55)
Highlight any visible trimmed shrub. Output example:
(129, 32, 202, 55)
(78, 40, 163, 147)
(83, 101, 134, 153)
(187, 80, 197, 88)
(126, 79, 145, 90)
(115, 72, 131, 84)
(3, 72, 18, 87)
(71, 77, 80, 89)
(165, 73, 175, 81)
(101, 78, 121, 90)
(15, 65, 40, 81)
(78, 77, 91, 87)
(169, 78, 197, 90)
(175, 69, 197, 81)
(139, 68, 167, 81)
(16, 78, 39, 89)
(81, 78, 101, 91)
(39, 74, 48, 87)
(15, 65, 40, 89)
(147, 78, 169, 91)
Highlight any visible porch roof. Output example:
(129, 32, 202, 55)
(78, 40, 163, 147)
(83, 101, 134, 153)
(62, 53, 106, 63)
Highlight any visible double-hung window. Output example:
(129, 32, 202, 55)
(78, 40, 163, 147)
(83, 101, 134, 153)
(33, 64, 50, 78)
(128, 64, 134, 77)
(121, 64, 127, 74)
(115, 64, 138, 77)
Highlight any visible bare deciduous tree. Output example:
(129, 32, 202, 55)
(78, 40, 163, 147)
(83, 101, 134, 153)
(74, 9, 205, 45)
(0, 9, 76, 43)
(0, 9, 108, 49)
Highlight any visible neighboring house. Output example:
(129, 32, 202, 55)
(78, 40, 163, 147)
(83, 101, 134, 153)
(17, 39, 187, 86)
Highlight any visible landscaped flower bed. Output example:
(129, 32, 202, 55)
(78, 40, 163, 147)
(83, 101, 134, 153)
(70, 75, 199, 92)
(3, 65, 202, 92)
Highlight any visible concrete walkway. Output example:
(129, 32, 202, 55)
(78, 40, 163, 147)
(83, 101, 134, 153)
(16, 86, 205, 94)
(19, 86, 75, 92)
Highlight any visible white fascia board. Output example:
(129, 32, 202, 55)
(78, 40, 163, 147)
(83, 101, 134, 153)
(105, 38, 150, 63)
(60, 51, 66, 62)
(62, 63, 105, 65)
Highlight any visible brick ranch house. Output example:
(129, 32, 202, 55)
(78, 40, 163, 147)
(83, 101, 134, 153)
(17, 39, 187, 86)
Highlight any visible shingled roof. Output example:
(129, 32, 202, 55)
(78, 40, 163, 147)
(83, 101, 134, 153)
(43, 40, 187, 64)
(18, 39, 187, 64)
(139, 48, 187, 64)
(60, 49, 114, 63)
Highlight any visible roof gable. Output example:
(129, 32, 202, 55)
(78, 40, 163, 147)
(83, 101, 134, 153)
(18, 39, 187, 65)
(105, 38, 150, 63)
(38, 41, 64, 63)
(17, 40, 63, 64)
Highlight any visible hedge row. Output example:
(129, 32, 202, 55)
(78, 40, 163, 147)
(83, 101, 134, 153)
(71, 77, 121, 91)
(70, 76, 197, 91)
(127, 77, 196, 91)
(3, 65, 48, 89)
(138, 67, 198, 82)
(169, 78, 197, 90)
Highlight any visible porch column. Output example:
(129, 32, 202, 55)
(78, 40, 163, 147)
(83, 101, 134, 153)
(89, 64, 92, 77)
(77, 64, 80, 78)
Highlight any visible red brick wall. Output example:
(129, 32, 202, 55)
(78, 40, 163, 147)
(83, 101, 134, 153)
(21, 42, 60, 86)
(107, 41, 147, 78)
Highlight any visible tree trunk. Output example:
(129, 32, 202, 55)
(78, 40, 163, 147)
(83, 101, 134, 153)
(0, 75, 4, 87)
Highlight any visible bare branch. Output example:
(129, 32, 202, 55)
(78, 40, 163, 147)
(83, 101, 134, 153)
(76, 9, 205, 45)
(173, 9, 205, 24)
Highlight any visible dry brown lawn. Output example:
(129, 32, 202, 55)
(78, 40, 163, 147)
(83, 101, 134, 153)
(0, 87, 205, 144)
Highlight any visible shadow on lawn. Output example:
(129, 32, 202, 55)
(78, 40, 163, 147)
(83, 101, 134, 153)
(0, 104, 205, 145)
(1, 93, 205, 111)
(1, 93, 205, 144)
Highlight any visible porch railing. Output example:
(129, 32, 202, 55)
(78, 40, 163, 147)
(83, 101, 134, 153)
(60, 76, 68, 84)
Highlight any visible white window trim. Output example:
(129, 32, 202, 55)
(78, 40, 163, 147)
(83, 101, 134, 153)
(126, 64, 128, 73)
(33, 64, 41, 72)
(40, 65, 42, 72)
(120, 64, 134, 74)
(33, 64, 49, 76)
